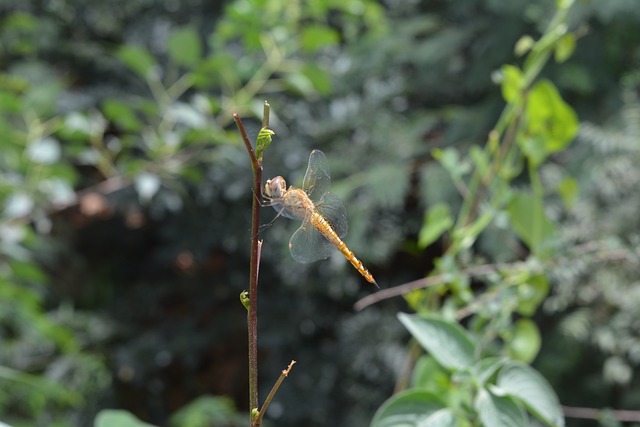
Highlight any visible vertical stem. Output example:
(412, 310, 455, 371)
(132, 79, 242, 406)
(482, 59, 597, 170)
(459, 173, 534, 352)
(234, 113, 263, 426)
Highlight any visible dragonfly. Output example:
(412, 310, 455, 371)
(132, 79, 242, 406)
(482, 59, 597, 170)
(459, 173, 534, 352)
(263, 149, 378, 287)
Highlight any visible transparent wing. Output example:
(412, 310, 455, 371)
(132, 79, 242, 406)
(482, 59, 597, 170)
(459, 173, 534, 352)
(302, 150, 331, 201)
(315, 192, 348, 238)
(289, 222, 334, 263)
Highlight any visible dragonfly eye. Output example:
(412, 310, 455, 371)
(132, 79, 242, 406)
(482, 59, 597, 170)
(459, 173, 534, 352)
(265, 176, 287, 198)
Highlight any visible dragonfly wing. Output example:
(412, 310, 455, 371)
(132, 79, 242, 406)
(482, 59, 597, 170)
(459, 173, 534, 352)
(289, 222, 334, 263)
(302, 150, 331, 201)
(315, 192, 348, 238)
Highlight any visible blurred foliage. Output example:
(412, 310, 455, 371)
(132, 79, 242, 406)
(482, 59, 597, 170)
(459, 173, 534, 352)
(1, 0, 640, 426)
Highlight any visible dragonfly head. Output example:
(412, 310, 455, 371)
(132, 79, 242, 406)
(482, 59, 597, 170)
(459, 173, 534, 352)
(264, 176, 287, 199)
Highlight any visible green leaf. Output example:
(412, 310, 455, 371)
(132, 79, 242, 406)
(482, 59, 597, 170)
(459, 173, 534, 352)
(117, 45, 157, 79)
(418, 203, 453, 248)
(256, 127, 275, 161)
(398, 313, 476, 371)
(523, 80, 578, 166)
(475, 388, 528, 427)
(496, 362, 564, 427)
(168, 26, 202, 67)
(300, 25, 339, 52)
(168, 395, 240, 427)
(554, 34, 575, 63)
(102, 99, 142, 133)
(506, 319, 541, 363)
(472, 357, 506, 386)
(412, 355, 452, 392)
(507, 191, 556, 258)
(516, 274, 549, 316)
(302, 63, 332, 95)
(370, 389, 447, 427)
(94, 410, 160, 427)
(501, 65, 524, 103)
(557, 177, 578, 210)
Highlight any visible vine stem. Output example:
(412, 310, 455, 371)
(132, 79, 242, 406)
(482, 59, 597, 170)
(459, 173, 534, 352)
(234, 111, 264, 426)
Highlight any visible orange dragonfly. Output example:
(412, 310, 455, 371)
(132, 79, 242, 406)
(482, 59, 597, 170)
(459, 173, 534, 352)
(263, 149, 378, 287)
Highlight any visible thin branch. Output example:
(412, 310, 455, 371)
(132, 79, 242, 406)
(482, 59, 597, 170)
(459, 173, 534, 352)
(562, 405, 640, 422)
(255, 360, 296, 426)
(354, 263, 506, 311)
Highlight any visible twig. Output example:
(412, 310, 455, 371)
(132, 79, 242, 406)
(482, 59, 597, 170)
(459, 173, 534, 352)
(254, 360, 297, 426)
(353, 263, 506, 311)
(562, 405, 640, 422)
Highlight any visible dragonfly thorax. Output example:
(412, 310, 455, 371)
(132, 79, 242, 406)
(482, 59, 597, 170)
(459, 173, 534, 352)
(264, 176, 287, 199)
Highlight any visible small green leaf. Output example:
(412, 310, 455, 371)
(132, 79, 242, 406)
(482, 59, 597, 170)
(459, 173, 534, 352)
(117, 45, 157, 79)
(514, 35, 535, 57)
(418, 203, 453, 249)
(256, 127, 275, 161)
(496, 362, 564, 427)
(300, 25, 339, 52)
(475, 388, 528, 427)
(507, 191, 556, 258)
(302, 63, 332, 95)
(168, 26, 202, 67)
(398, 313, 476, 371)
(370, 390, 447, 427)
(554, 34, 575, 63)
(501, 65, 524, 103)
(102, 99, 142, 132)
(516, 274, 549, 316)
(523, 80, 578, 166)
(557, 177, 578, 210)
(240, 291, 250, 311)
(94, 410, 160, 427)
(506, 319, 541, 364)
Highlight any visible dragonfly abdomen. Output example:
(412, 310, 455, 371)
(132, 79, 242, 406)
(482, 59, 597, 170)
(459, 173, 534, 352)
(311, 212, 378, 287)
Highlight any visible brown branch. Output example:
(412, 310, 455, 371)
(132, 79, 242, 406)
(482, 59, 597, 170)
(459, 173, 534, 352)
(234, 112, 264, 426)
(563, 405, 640, 422)
(255, 360, 296, 426)
(353, 263, 506, 311)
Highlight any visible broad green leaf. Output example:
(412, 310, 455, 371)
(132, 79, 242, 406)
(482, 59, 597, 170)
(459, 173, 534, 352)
(398, 313, 476, 371)
(506, 319, 541, 363)
(496, 362, 564, 427)
(476, 388, 528, 427)
(557, 177, 578, 210)
(300, 25, 339, 52)
(117, 45, 157, 79)
(472, 357, 506, 386)
(168, 26, 202, 67)
(554, 34, 575, 63)
(501, 65, 524, 103)
(168, 395, 239, 427)
(523, 80, 578, 166)
(411, 355, 451, 391)
(94, 410, 159, 427)
(418, 203, 453, 248)
(507, 191, 556, 258)
(370, 389, 446, 427)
